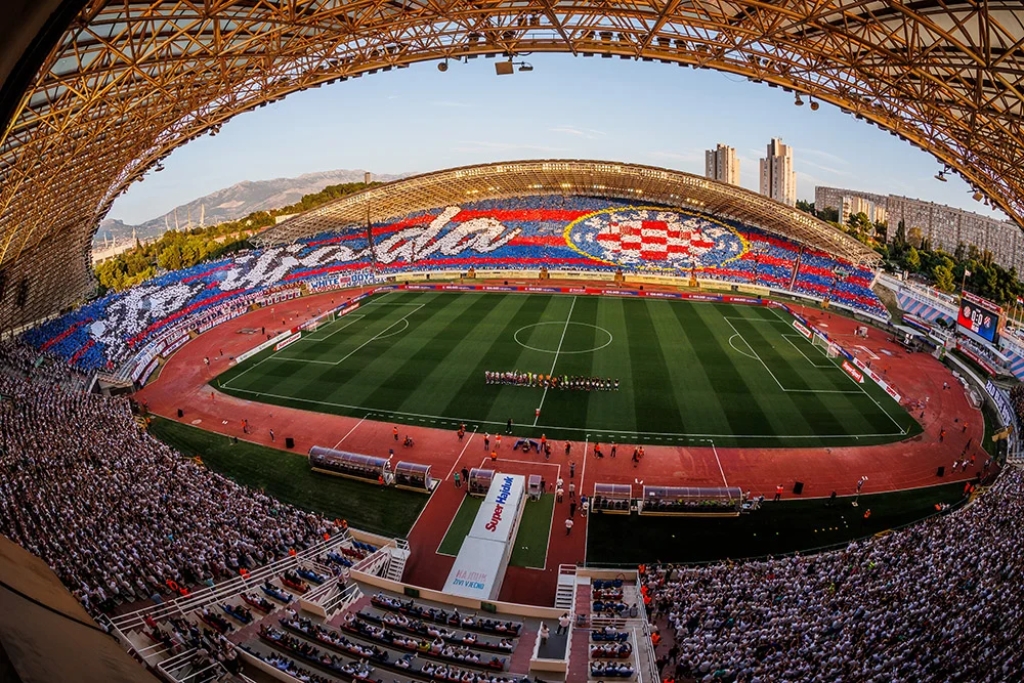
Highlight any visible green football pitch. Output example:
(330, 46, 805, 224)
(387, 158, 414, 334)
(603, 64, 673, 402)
(214, 291, 920, 447)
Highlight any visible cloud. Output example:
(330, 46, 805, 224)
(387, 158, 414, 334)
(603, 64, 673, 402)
(549, 126, 607, 140)
(800, 159, 855, 178)
(649, 150, 704, 164)
(454, 140, 569, 154)
(798, 147, 850, 167)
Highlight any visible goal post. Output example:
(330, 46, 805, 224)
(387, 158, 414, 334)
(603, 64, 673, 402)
(811, 333, 841, 358)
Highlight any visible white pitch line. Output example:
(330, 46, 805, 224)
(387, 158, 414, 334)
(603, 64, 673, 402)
(534, 296, 577, 426)
(444, 427, 478, 481)
(215, 386, 907, 440)
(723, 317, 787, 391)
(780, 334, 835, 369)
(582, 433, 590, 557)
(332, 414, 369, 449)
(709, 439, 729, 489)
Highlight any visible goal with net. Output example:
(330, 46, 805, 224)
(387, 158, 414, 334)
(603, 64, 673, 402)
(811, 333, 842, 358)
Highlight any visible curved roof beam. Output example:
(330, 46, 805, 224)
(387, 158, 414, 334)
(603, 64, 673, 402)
(254, 158, 879, 265)
(1, 1, 1023, 325)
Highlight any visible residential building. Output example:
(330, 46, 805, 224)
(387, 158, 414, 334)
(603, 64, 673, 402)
(815, 186, 1023, 271)
(704, 144, 740, 186)
(759, 138, 796, 206)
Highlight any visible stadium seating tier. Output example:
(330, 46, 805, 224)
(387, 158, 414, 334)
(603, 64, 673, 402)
(24, 196, 888, 371)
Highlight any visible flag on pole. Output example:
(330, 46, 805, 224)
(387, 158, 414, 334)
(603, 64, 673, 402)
(964, 269, 972, 277)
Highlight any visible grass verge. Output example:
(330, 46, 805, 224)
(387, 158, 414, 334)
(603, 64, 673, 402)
(148, 416, 426, 537)
(437, 495, 482, 555)
(586, 481, 969, 566)
(510, 494, 555, 569)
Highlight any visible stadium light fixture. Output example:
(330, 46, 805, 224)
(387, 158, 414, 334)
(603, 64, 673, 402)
(935, 169, 948, 182)
(518, 62, 534, 72)
(809, 99, 820, 111)
(973, 190, 984, 202)
(437, 60, 448, 72)
(794, 94, 804, 106)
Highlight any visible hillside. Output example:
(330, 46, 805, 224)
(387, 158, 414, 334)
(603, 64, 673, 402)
(95, 169, 404, 246)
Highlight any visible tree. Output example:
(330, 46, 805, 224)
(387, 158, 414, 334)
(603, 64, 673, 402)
(903, 246, 921, 272)
(818, 206, 840, 223)
(893, 220, 906, 245)
(933, 264, 956, 292)
(93, 180, 378, 291)
(796, 200, 815, 215)
(907, 226, 924, 249)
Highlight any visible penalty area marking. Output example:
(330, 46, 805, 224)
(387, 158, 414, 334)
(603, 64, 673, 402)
(781, 334, 840, 369)
(727, 334, 759, 360)
(241, 304, 423, 370)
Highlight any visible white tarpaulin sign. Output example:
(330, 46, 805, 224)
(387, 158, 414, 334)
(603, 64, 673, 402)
(443, 537, 506, 600)
(469, 474, 525, 545)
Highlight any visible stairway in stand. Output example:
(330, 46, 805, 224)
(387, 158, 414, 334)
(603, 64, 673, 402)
(555, 564, 576, 610)
(565, 582, 592, 683)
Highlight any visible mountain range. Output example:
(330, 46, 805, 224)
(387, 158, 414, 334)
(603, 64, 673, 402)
(95, 169, 405, 247)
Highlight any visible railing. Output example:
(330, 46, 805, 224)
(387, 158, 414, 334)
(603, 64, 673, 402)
(321, 581, 362, 616)
(633, 575, 660, 683)
(895, 282, 959, 315)
(352, 545, 391, 577)
(111, 533, 351, 634)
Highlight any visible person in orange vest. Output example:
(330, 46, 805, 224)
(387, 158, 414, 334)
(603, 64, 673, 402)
(393, 426, 398, 441)
(491, 450, 497, 462)
(651, 631, 661, 647)
(774, 484, 784, 502)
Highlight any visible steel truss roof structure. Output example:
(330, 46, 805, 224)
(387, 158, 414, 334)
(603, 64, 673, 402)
(2, 1, 1024, 329)
(256, 159, 879, 264)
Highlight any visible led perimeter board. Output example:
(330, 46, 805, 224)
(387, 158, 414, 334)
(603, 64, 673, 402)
(957, 291, 1004, 346)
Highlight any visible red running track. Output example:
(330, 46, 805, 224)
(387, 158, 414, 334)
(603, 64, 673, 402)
(137, 282, 987, 606)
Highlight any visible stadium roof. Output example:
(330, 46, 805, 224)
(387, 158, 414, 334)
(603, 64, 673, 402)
(255, 159, 880, 264)
(3, 1, 1024, 327)
(0, 535, 160, 683)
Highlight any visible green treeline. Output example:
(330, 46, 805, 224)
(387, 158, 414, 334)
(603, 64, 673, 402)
(795, 201, 1024, 306)
(94, 181, 378, 293)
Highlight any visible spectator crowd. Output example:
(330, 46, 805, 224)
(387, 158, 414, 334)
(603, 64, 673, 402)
(0, 341, 333, 615)
(644, 467, 1024, 682)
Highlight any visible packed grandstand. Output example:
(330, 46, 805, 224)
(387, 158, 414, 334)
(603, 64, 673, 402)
(1, 339, 1022, 682)
(23, 193, 887, 374)
(0, 164, 1021, 683)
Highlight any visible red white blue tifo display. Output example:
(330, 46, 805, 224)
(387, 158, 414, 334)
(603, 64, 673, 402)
(22, 196, 885, 372)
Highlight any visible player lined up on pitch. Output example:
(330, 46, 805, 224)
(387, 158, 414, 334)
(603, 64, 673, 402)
(484, 371, 619, 391)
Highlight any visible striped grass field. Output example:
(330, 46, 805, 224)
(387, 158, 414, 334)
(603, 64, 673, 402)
(215, 291, 920, 448)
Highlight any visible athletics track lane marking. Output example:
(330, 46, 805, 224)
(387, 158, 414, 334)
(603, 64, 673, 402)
(417, 427, 478, 556)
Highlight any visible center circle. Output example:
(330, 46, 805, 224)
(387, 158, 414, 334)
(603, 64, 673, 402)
(513, 321, 614, 354)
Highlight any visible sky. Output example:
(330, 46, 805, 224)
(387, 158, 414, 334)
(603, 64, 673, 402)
(109, 54, 1006, 226)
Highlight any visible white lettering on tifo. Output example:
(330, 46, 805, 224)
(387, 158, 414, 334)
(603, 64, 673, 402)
(87, 206, 521, 357)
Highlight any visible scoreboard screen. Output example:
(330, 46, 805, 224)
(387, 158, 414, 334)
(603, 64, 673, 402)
(957, 291, 1003, 345)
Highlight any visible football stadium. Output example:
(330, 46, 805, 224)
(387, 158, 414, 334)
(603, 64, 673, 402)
(2, 4, 1024, 683)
